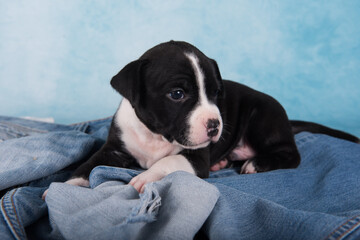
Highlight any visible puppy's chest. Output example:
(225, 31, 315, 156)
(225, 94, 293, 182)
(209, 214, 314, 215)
(121, 130, 182, 169)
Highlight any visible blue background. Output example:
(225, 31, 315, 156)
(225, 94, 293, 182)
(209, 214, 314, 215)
(0, 1, 359, 136)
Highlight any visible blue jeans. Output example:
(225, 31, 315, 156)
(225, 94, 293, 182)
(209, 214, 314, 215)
(0, 116, 360, 239)
(205, 133, 360, 239)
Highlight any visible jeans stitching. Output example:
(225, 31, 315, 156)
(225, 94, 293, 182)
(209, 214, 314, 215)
(1, 189, 26, 240)
(0, 122, 49, 134)
(325, 215, 360, 240)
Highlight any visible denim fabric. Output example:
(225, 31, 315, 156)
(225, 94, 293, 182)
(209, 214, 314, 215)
(0, 131, 97, 191)
(205, 132, 360, 240)
(0, 115, 112, 142)
(1, 116, 360, 240)
(0, 116, 87, 141)
(1, 171, 73, 240)
(44, 169, 219, 240)
(0, 116, 113, 239)
(0, 116, 113, 193)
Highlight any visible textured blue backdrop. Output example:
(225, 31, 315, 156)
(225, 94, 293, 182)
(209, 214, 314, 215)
(0, 1, 359, 136)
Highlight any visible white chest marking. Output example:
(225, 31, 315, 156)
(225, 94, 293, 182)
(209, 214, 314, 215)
(115, 99, 183, 169)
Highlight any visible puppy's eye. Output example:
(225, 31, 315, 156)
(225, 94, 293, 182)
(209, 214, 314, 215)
(168, 89, 185, 101)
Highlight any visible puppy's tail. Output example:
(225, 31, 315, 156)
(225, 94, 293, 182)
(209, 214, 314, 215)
(290, 120, 360, 144)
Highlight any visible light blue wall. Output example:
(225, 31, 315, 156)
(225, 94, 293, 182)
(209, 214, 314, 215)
(0, 1, 359, 136)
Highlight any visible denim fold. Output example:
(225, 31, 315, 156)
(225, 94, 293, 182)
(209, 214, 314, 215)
(0, 116, 360, 239)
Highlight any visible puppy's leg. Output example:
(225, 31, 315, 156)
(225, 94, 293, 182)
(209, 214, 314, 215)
(129, 154, 195, 193)
(239, 128, 300, 174)
(239, 105, 301, 174)
(42, 145, 135, 200)
(240, 147, 300, 174)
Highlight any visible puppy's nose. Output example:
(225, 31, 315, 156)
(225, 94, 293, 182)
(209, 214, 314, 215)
(207, 119, 220, 137)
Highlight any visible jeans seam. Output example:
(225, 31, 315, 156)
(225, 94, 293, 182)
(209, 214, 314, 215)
(325, 215, 360, 240)
(1, 189, 26, 240)
(69, 116, 113, 127)
(69, 116, 113, 133)
(0, 122, 49, 135)
(73, 123, 89, 132)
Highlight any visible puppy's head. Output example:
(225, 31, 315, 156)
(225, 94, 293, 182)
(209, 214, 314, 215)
(111, 41, 223, 149)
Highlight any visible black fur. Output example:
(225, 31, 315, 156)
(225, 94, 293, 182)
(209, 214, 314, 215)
(290, 120, 359, 143)
(71, 41, 359, 181)
(210, 80, 301, 172)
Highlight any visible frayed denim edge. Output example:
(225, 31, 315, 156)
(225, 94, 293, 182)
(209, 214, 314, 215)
(125, 183, 161, 224)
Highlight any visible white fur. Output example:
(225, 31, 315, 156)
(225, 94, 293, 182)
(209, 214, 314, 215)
(183, 52, 223, 147)
(115, 99, 197, 193)
(129, 154, 195, 192)
(106, 52, 224, 193)
(115, 99, 183, 169)
(230, 139, 256, 161)
(42, 177, 89, 200)
(241, 160, 257, 174)
(65, 177, 90, 187)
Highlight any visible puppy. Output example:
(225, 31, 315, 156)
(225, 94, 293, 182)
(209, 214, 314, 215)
(43, 41, 359, 198)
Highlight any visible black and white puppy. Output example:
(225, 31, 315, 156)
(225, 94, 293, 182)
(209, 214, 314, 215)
(44, 41, 359, 197)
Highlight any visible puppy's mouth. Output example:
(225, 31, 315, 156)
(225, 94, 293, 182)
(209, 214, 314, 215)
(172, 139, 212, 150)
(163, 127, 222, 150)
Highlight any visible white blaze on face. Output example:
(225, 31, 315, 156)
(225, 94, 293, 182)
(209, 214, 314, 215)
(183, 52, 223, 147)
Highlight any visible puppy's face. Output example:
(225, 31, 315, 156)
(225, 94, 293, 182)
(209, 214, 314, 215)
(111, 41, 223, 149)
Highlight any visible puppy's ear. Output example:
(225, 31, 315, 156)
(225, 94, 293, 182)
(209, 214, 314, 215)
(210, 59, 224, 98)
(110, 59, 148, 105)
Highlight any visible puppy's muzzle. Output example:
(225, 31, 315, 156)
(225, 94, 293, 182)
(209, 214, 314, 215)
(207, 119, 220, 138)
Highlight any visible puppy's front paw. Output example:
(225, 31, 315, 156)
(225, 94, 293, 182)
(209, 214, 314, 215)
(129, 169, 165, 193)
(42, 189, 49, 200)
(42, 177, 90, 201)
(240, 160, 257, 174)
(65, 177, 90, 187)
